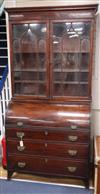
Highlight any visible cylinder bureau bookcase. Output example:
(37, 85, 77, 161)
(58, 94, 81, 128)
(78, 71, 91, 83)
(5, 5, 98, 187)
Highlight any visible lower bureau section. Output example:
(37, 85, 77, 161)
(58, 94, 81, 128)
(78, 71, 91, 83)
(7, 154, 89, 179)
(6, 102, 91, 188)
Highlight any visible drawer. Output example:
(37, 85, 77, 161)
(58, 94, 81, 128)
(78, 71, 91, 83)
(7, 140, 89, 159)
(7, 154, 89, 178)
(6, 128, 90, 143)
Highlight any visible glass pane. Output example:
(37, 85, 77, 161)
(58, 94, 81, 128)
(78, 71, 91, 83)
(13, 23, 47, 96)
(53, 84, 62, 96)
(52, 22, 91, 97)
(63, 84, 88, 96)
(14, 71, 46, 81)
(39, 84, 46, 95)
(21, 83, 38, 95)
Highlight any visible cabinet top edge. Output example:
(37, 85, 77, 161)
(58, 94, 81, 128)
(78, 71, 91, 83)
(5, 4, 98, 14)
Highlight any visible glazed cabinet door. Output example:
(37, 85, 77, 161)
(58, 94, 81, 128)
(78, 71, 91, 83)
(50, 21, 92, 100)
(11, 21, 49, 98)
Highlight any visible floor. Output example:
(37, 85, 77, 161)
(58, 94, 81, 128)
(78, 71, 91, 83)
(0, 161, 93, 189)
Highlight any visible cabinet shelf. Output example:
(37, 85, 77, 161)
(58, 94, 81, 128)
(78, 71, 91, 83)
(53, 69, 88, 73)
(14, 80, 88, 85)
(14, 51, 90, 54)
(13, 68, 88, 73)
(14, 51, 46, 54)
(53, 51, 90, 54)
(54, 81, 88, 84)
(13, 68, 46, 72)
(14, 80, 46, 84)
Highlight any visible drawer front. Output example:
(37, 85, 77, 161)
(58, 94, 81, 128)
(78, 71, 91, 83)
(6, 128, 90, 143)
(7, 140, 89, 159)
(7, 154, 89, 178)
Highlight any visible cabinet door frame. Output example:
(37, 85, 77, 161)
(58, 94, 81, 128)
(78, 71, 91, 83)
(9, 19, 50, 100)
(49, 19, 94, 102)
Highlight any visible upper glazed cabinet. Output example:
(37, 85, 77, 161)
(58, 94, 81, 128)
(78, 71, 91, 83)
(7, 5, 97, 101)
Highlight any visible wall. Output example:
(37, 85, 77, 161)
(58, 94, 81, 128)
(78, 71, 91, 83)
(5, 0, 100, 135)
(92, 3, 100, 135)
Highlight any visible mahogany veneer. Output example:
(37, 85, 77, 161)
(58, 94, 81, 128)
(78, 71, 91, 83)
(5, 5, 98, 188)
(6, 101, 90, 187)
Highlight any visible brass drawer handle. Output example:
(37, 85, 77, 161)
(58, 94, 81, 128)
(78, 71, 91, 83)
(17, 121, 23, 127)
(44, 158, 48, 163)
(68, 149, 78, 156)
(68, 135, 78, 142)
(17, 145, 26, 152)
(71, 125, 77, 130)
(18, 162, 26, 168)
(44, 143, 48, 148)
(16, 132, 25, 138)
(45, 131, 48, 136)
(67, 166, 77, 173)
